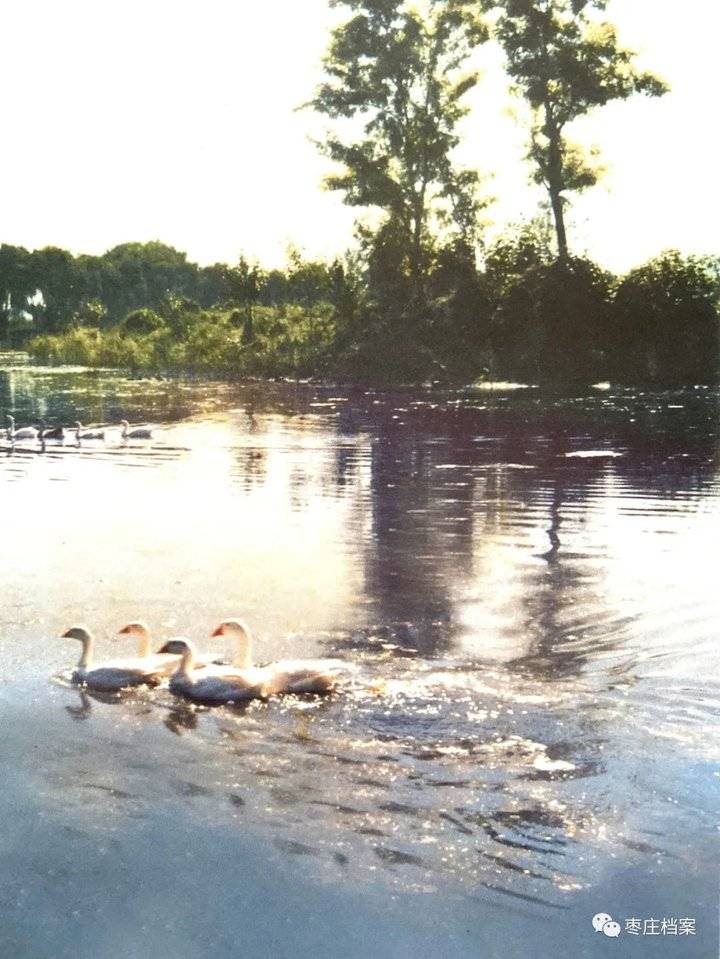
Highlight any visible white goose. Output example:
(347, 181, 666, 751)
(121, 419, 153, 440)
(63, 625, 166, 691)
(117, 621, 212, 675)
(168, 639, 269, 704)
(211, 618, 348, 695)
(39, 419, 66, 441)
(6, 415, 39, 442)
(75, 421, 106, 441)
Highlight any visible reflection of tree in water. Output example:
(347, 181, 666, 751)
(0, 365, 199, 432)
(233, 448, 268, 493)
(510, 420, 720, 682)
(353, 398, 481, 656)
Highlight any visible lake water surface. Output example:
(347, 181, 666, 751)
(1, 355, 718, 957)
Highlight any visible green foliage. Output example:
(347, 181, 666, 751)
(122, 308, 165, 335)
(28, 302, 339, 378)
(490, 255, 615, 382)
(485, 0, 668, 258)
(483, 218, 554, 296)
(0, 244, 35, 338)
(312, 0, 488, 303)
(32, 246, 81, 332)
(72, 299, 107, 328)
(23, 236, 720, 387)
(610, 251, 720, 384)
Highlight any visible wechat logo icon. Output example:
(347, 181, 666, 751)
(592, 913, 621, 938)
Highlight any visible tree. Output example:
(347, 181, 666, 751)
(486, 0, 667, 259)
(72, 299, 107, 328)
(98, 242, 198, 320)
(31, 247, 84, 332)
(224, 256, 266, 341)
(610, 251, 720, 384)
(0, 244, 35, 338)
(312, 0, 487, 306)
(122, 307, 165, 335)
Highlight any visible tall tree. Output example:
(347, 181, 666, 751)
(31, 247, 84, 332)
(311, 0, 487, 306)
(0, 244, 35, 337)
(486, 0, 667, 259)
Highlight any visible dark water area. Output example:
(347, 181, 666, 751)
(0, 353, 718, 957)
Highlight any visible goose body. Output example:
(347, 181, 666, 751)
(169, 639, 268, 704)
(6, 415, 39, 442)
(118, 621, 211, 676)
(121, 419, 153, 440)
(211, 619, 348, 695)
(40, 420, 66, 441)
(63, 625, 165, 692)
(75, 421, 106, 441)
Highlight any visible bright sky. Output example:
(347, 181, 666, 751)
(2, 0, 717, 272)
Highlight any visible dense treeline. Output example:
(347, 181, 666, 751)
(0, 242, 338, 336)
(18, 233, 720, 385)
(4, 0, 720, 385)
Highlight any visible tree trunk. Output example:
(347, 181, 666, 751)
(409, 205, 426, 310)
(544, 104, 569, 262)
(548, 182, 569, 262)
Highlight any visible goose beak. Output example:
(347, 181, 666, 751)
(210, 626, 224, 637)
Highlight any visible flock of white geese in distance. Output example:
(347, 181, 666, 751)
(4, 414, 153, 445)
(63, 620, 355, 704)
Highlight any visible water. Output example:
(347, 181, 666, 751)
(1, 354, 718, 957)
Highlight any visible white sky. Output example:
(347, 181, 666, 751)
(1, 0, 717, 272)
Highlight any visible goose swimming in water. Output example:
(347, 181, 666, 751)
(75, 421, 106, 442)
(121, 419, 153, 440)
(39, 420, 66, 441)
(63, 625, 165, 691)
(118, 621, 211, 675)
(6, 415, 39, 442)
(210, 618, 348, 695)
(168, 639, 269, 704)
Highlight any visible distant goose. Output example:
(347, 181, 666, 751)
(168, 639, 269, 704)
(211, 618, 348, 695)
(62, 625, 165, 692)
(5, 415, 39, 442)
(118, 621, 212, 675)
(39, 420, 66, 441)
(75, 420, 106, 441)
(121, 419, 153, 440)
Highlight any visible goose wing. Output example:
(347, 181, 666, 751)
(173, 670, 267, 703)
(77, 664, 162, 692)
(261, 664, 337, 695)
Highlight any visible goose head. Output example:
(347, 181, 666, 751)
(118, 620, 152, 657)
(62, 624, 94, 669)
(158, 638, 191, 655)
(211, 619, 253, 668)
(62, 625, 93, 644)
